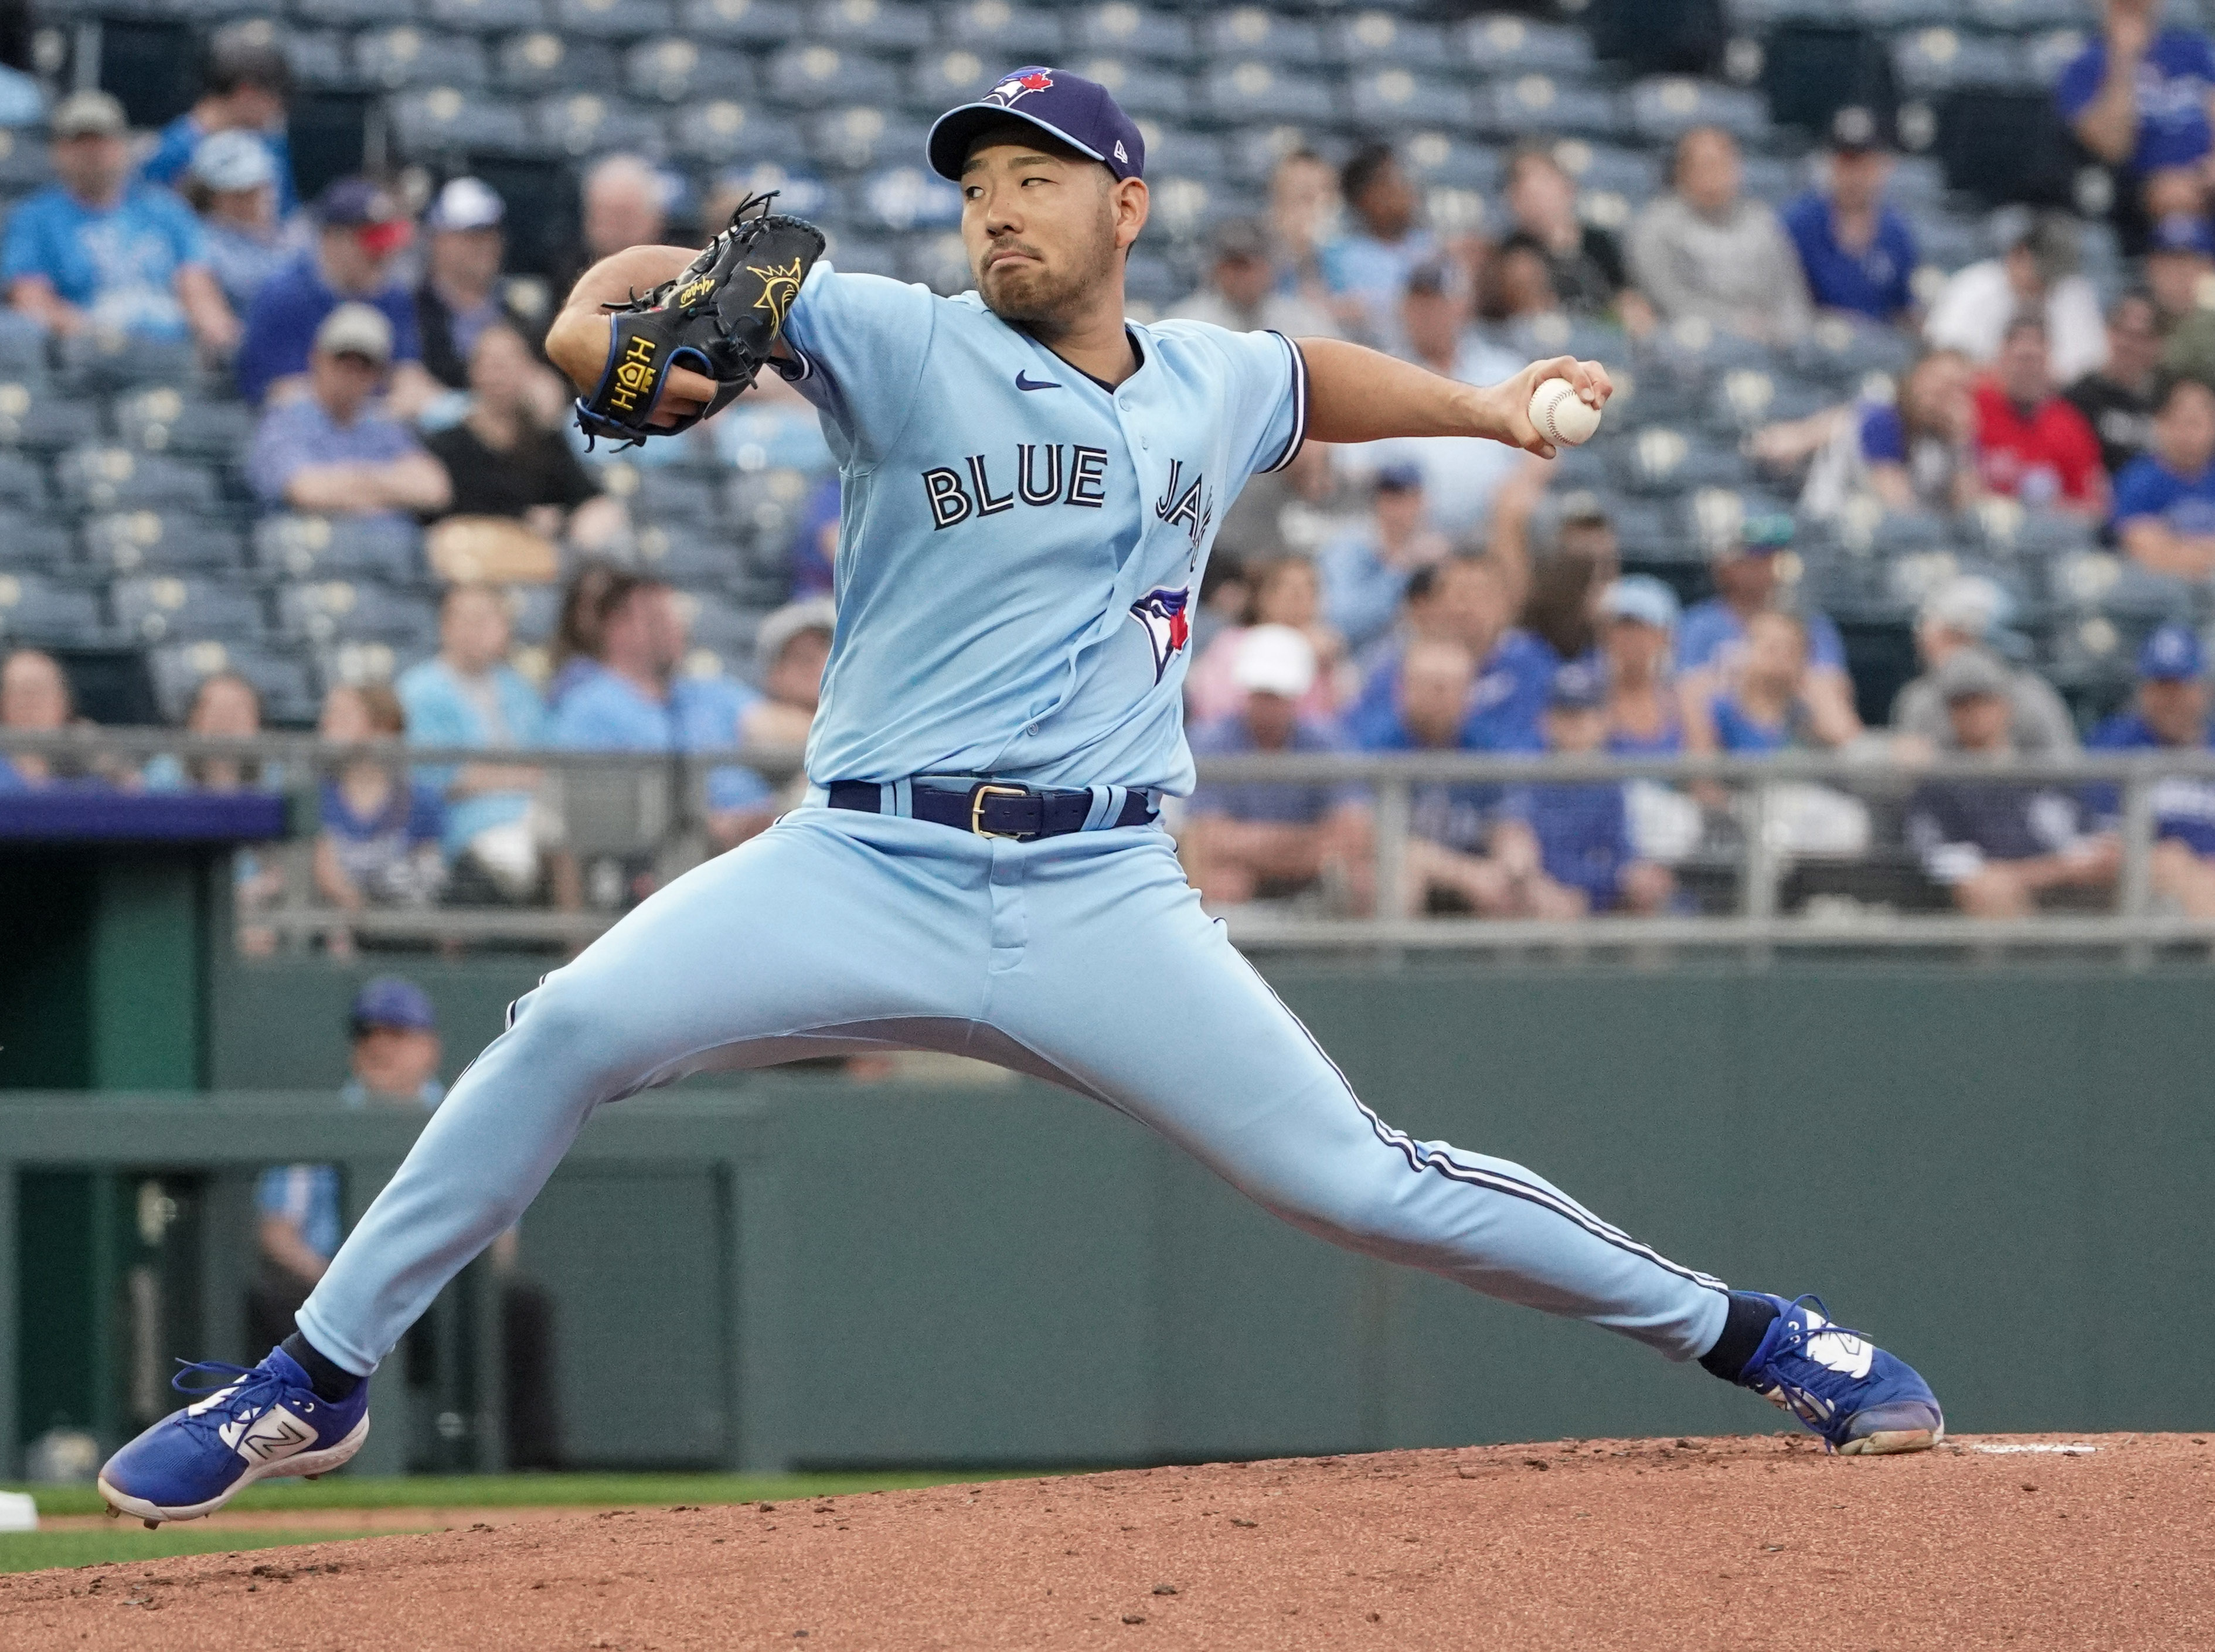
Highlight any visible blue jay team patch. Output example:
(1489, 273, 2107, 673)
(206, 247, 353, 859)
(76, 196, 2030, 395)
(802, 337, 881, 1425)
(1129, 586, 1192, 682)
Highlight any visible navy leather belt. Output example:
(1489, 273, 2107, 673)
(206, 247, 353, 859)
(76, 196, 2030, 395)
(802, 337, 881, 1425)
(826, 779, 1158, 840)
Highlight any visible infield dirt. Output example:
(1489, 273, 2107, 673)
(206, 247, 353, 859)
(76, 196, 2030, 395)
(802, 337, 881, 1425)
(4, 1432, 2207, 1649)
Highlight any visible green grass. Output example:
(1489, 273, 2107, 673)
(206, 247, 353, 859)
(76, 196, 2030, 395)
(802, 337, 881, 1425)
(0, 1526, 406, 1575)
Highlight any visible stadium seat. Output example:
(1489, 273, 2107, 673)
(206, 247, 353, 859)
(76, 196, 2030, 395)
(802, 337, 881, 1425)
(504, 582, 563, 645)
(111, 575, 270, 646)
(1600, 493, 1696, 563)
(820, 231, 899, 275)
(1892, 28, 2033, 96)
(1704, 365, 1839, 433)
(624, 38, 754, 103)
(724, 465, 816, 544)
(425, 0, 550, 30)
(1070, 4, 1192, 63)
(805, 105, 933, 171)
(275, 580, 442, 649)
(81, 511, 250, 575)
(0, 382, 104, 453)
(677, 0, 804, 46)
(1738, 151, 1809, 206)
(1130, 121, 1230, 184)
(1627, 77, 1772, 145)
(2048, 550, 2194, 621)
(1966, 0, 2093, 30)
(632, 524, 749, 587)
(765, 43, 902, 107)
(858, 164, 963, 231)
(501, 33, 628, 97)
(1200, 62, 1338, 125)
(1455, 14, 1598, 77)
(149, 641, 321, 726)
(899, 229, 973, 293)
(1787, 313, 1920, 389)
(1678, 484, 1798, 554)
(1503, 311, 1634, 367)
(910, 48, 1001, 111)
(1475, 76, 1629, 141)
(1608, 424, 1753, 495)
(940, 2, 1068, 62)
(56, 447, 222, 515)
(1968, 494, 2098, 561)
(1072, 58, 1192, 120)
(285, 31, 361, 91)
(113, 387, 256, 459)
(1850, 0, 1970, 29)
(1346, 70, 1478, 132)
(355, 26, 489, 88)
(0, 314, 46, 381)
(253, 515, 425, 583)
(665, 100, 809, 167)
(0, 448, 47, 511)
(389, 87, 536, 158)
(807, 0, 934, 52)
(0, 572, 104, 647)
(594, 459, 724, 524)
(1328, 12, 1451, 67)
(1197, 8, 1326, 65)
(1397, 131, 1502, 195)
(295, 0, 420, 25)
(53, 332, 200, 394)
(672, 587, 765, 663)
(4, 517, 78, 572)
(534, 92, 668, 156)
(550, 0, 677, 39)
(0, 130, 53, 192)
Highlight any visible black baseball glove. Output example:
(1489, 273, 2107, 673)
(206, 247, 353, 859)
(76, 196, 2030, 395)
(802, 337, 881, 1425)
(573, 193, 826, 447)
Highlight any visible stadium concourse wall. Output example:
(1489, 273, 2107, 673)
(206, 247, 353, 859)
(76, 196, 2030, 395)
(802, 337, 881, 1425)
(9, 955, 2214, 1474)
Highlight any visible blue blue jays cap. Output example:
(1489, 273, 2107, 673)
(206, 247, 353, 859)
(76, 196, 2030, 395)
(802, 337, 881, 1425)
(1600, 574, 1680, 631)
(2139, 622, 2207, 682)
(927, 66, 1145, 184)
(351, 976, 436, 1035)
(1547, 660, 1607, 711)
(2150, 213, 2215, 260)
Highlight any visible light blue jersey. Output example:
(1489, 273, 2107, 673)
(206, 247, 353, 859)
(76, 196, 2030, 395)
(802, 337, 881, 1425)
(779, 265, 1307, 798)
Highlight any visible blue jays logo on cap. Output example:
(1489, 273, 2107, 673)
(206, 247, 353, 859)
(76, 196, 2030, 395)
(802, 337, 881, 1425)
(2140, 622, 2207, 682)
(926, 65, 1146, 183)
(1129, 586, 1192, 683)
(985, 68, 1055, 107)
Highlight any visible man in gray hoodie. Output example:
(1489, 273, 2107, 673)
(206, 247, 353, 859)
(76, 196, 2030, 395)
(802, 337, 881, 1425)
(1629, 125, 1812, 343)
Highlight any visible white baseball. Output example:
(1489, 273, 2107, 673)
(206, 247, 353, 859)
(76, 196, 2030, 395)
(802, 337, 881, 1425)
(1528, 376, 1602, 447)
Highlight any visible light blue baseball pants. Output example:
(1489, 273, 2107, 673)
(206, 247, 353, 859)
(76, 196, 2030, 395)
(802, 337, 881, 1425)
(297, 808, 1730, 1376)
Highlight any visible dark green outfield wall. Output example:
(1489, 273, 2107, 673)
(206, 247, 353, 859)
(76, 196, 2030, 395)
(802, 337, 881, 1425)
(186, 958, 2215, 1462)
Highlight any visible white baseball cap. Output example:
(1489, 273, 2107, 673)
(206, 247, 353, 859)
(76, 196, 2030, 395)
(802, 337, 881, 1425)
(1232, 624, 1317, 700)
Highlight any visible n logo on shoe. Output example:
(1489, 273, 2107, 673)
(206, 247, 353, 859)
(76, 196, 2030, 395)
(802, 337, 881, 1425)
(219, 1405, 316, 1464)
(1802, 1312, 1874, 1381)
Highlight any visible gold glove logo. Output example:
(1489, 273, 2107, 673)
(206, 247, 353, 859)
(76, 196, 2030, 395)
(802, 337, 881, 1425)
(748, 258, 804, 328)
(607, 335, 659, 414)
(672, 275, 716, 309)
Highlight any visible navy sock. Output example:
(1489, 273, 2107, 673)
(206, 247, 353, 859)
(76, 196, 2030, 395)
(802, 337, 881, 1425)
(281, 1331, 362, 1403)
(1698, 1292, 1781, 1384)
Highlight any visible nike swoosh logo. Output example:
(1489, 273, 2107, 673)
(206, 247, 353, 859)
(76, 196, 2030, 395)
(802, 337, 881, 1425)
(1015, 372, 1061, 391)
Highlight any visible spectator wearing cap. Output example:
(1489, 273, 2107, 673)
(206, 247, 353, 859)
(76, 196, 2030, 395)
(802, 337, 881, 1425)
(416, 177, 557, 404)
(1925, 212, 2109, 383)
(1500, 144, 1646, 328)
(2, 90, 238, 353)
(2087, 622, 2215, 914)
(2143, 213, 2215, 332)
(2066, 290, 2164, 478)
(2057, 0, 2215, 242)
(141, 23, 297, 216)
(1318, 143, 1438, 350)
(1891, 574, 2079, 758)
(2111, 372, 2215, 578)
(1971, 316, 2108, 516)
(1492, 663, 1676, 918)
(238, 176, 435, 411)
(423, 323, 621, 550)
(1781, 106, 1921, 326)
(1906, 650, 2118, 917)
(1319, 464, 1450, 657)
(1182, 625, 1372, 911)
(1675, 515, 1862, 748)
(182, 130, 290, 315)
(1628, 126, 1811, 344)
(247, 304, 452, 524)
(1186, 555, 1351, 726)
(1599, 575, 1684, 755)
(741, 596, 835, 750)
(1165, 216, 1339, 338)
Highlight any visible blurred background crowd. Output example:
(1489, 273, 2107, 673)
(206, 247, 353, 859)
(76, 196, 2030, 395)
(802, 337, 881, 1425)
(5, 0, 2215, 934)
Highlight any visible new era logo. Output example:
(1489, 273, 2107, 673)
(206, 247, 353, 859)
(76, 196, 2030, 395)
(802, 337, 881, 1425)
(1114, 141, 1128, 164)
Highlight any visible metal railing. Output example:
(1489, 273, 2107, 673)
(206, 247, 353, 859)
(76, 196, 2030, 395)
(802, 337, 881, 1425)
(6, 728, 2215, 962)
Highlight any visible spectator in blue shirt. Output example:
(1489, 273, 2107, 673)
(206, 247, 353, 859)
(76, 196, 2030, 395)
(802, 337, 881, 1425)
(0, 648, 74, 791)
(554, 574, 778, 872)
(1318, 463, 1449, 656)
(1346, 555, 1552, 753)
(1495, 663, 1675, 918)
(1703, 610, 1823, 754)
(2112, 372, 2215, 579)
(2087, 621, 2215, 915)
(247, 304, 452, 525)
(183, 130, 292, 317)
(1318, 143, 1437, 350)
(1360, 636, 1520, 917)
(397, 584, 557, 903)
(1782, 105, 1920, 325)
(2, 90, 237, 353)
(140, 24, 297, 217)
(1675, 513, 1862, 748)
(238, 177, 437, 411)
(1183, 625, 1372, 911)
(2058, 0, 2215, 232)
(1599, 575, 1684, 757)
(312, 683, 447, 956)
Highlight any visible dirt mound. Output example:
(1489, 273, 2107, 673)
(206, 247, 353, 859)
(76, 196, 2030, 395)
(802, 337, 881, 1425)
(6, 1433, 2210, 1650)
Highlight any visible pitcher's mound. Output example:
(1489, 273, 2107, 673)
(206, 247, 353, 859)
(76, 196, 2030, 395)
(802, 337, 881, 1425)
(6, 1433, 2211, 1649)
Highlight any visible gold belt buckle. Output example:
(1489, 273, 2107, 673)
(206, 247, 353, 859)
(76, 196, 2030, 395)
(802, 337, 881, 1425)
(969, 783, 1034, 839)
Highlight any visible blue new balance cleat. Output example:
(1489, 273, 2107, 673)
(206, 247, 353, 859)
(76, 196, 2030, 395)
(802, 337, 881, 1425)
(1737, 1294, 1944, 1456)
(97, 1347, 370, 1527)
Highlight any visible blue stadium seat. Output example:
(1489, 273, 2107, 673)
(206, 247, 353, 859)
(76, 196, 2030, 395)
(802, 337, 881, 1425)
(1073, 58, 1192, 120)
(1628, 77, 1772, 145)
(624, 38, 753, 102)
(1598, 361, 1706, 429)
(1199, 62, 1338, 125)
(1547, 139, 1662, 207)
(253, 515, 425, 583)
(672, 587, 765, 662)
(1965, 0, 2092, 30)
(724, 465, 816, 542)
(1600, 492, 1695, 563)
(807, 0, 934, 52)
(666, 100, 810, 167)
(2048, 550, 2194, 621)
(1131, 121, 1231, 183)
(113, 387, 255, 460)
(0, 572, 104, 647)
(314, 638, 415, 692)
(296, 0, 421, 24)
(1608, 425, 1753, 495)
(632, 524, 748, 587)
(1475, 76, 1629, 141)
(940, 2, 1068, 62)
(355, 26, 489, 88)
(81, 511, 249, 575)
(899, 230, 974, 294)
(1346, 70, 1478, 132)
(765, 43, 902, 107)
(1849, 0, 1971, 30)
(805, 105, 933, 171)
(53, 332, 200, 394)
(505, 582, 563, 644)
(1455, 14, 1597, 77)
(1197, 8, 1326, 65)
(275, 580, 441, 649)
(1885, 154, 1948, 213)
(1738, 151, 1809, 206)
(1503, 311, 1635, 367)
(550, 0, 676, 38)
(910, 48, 1002, 111)
(1125, 250, 1180, 308)
(149, 641, 321, 726)
(1678, 485, 1799, 556)
(1892, 28, 2033, 95)
(820, 231, 900, 275)
(111, 575, 269, 645)
(499, 32, 625, 96)
(1703, 365, 1842, 435)
(0, 314, 45, 382)
(426, 0, 548, 28)
(1787, 313, 1920, 389)
(0, 130, 53, 192)
(1142, 175, 1228, 243)
(1646, 313, 1788, 381)
(1399, 131, 1502, 194)
(0, 448, 46, 511)
(1327, 12, 1449, 67)
(3, 519, 77, 571)
(1222, 124, 1329, 188)
(389, 87, 536, 158)
(534, 93, 668, 156)
(285, 31, 360, 91)
(593, 458, 724, 523)
(707, 160, 835, 219)
(1070, 4, 1192, 63)
(56, 447, 221, 515)
(858, 164, 963, 231)
(1967, 495, 2097, 561)
(677, 0, 804, 45)
(0, 382, 103, 454)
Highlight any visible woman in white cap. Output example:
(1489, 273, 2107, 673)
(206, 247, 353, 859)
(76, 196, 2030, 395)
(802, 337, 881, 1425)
(183, 128, 291, 314)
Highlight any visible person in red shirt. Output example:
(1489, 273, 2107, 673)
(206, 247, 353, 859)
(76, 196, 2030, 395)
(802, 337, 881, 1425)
(1973, 314, 2108, 515)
